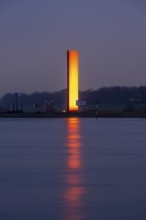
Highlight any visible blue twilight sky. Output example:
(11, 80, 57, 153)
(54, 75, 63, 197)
(0, 0, 146, 95)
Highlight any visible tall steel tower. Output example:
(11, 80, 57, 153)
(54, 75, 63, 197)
(67, 50, 79, 112)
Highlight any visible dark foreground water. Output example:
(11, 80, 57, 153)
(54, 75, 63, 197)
(0, 118, 146, 220)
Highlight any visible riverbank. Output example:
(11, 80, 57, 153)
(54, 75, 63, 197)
(0, 110, 146, 118)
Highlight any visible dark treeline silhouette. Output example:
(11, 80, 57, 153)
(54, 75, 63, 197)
(80, 86, 146, 104)
(0, 86, 146, 112)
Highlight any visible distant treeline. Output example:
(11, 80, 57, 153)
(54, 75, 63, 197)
(0, 86, 146, 111)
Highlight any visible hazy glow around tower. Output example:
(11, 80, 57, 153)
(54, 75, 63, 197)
(67, 50, 79, 112)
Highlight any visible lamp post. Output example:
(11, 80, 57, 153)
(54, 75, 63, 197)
(14, 92, 21, 112)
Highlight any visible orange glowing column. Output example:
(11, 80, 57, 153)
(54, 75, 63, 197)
(67, 50, 79, 112)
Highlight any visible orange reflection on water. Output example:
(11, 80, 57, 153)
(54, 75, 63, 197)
(64, 118, 85, 220)
(67, 118, 81, 170)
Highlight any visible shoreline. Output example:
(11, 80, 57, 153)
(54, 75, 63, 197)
(0, 111, 146, 118)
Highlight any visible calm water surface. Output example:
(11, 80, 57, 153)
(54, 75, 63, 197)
(0, 118, 146, 220)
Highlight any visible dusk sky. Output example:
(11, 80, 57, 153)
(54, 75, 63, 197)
(0, 0, 146, 95)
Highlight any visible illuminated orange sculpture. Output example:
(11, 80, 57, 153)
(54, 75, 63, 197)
(67, 50, 79, 112)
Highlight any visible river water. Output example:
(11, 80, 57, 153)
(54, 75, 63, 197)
(0, 118, 146, 220)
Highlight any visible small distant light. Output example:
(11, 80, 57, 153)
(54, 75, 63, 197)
(62, 110, 66, 112)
